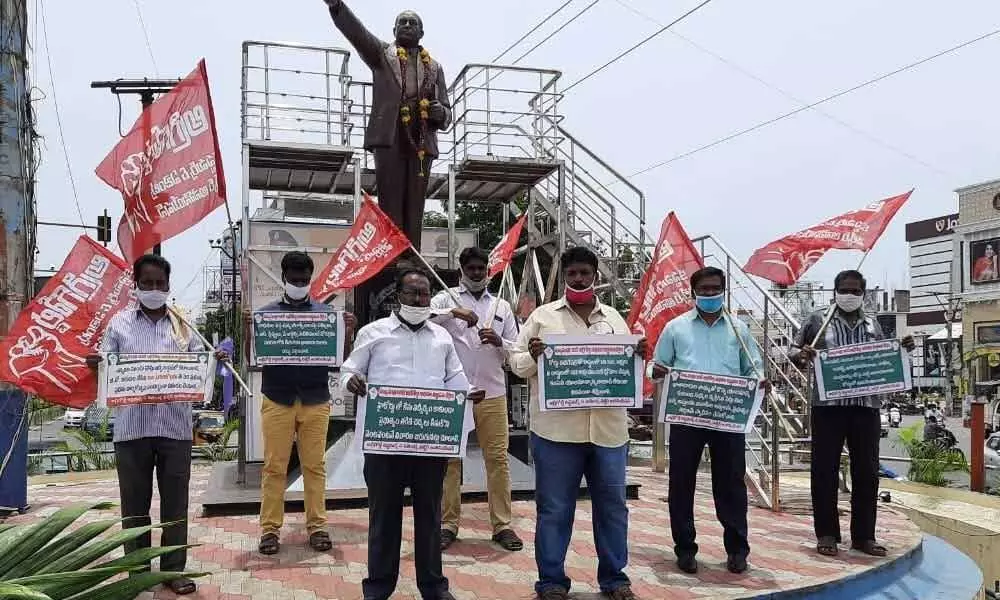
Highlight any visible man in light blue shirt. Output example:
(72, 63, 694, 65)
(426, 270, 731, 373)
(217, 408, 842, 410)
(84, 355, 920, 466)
(652, 266, 769, 576)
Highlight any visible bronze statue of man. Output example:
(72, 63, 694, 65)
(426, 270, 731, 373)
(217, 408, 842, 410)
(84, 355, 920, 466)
(323, 0, 452, 250)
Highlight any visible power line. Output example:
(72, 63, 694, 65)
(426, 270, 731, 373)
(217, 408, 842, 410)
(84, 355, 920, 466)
(39, 0, 85, 227)
(131, 0, 160, 76)
(627, 25, 1000, 180)
(511, 0, 601, 65)
(492, 0, 576, 62)
(614, 0, 955, 180)
(562, 0, 715, 93)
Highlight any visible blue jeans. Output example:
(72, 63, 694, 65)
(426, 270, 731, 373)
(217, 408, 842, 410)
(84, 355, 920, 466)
(531, 433, 629, 594)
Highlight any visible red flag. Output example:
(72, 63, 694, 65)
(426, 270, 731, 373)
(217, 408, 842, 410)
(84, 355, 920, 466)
(310, 194, 412, 301)
(0, 237, 134, 408)
(627, 213, 704, 397)
(95, 59, 227, 262)
(488, 214, 527, 278)
(743, 190, 912, 285)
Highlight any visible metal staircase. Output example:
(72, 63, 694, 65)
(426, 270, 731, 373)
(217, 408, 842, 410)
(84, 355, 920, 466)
(239, 41, 814, 509)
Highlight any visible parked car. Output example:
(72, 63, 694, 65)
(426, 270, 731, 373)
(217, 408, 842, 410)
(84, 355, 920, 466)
(193, 411, 225, 446)
(81, 406, 114, 441)
(880, 412, 889, 437)
(986, 433, 1000, 470)
(63, 408, 85, 428)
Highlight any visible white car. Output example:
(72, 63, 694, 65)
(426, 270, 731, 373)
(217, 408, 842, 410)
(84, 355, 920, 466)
(986, 433, 1000, 470)
(63, 408, 85, 428)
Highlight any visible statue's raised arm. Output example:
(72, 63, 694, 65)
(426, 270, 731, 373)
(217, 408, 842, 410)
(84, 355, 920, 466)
(323, 0, 386, 70)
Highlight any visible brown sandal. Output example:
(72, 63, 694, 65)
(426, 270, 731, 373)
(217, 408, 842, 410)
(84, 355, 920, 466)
(165, 577, 197, 595)
(852, 540, 887, 557)
(309, 530, 333, 552)
(816, 536, 839, 557)
(258, 533, 280, 555)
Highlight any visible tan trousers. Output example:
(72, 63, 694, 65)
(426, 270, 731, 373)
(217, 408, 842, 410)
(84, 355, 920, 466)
(259, 396, 330, 536)
(442, 396, 512, 535)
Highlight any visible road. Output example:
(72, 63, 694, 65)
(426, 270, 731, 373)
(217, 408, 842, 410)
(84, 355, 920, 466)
(879, 413, 981, 489)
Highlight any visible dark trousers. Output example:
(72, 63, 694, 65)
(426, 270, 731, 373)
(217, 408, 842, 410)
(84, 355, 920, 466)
(373, 146, 432, 250)
(362, 453, 448, 600)
(114, 437, 192, 572)
(811, 405, 880, 544)
(531, 434, 629, 595)
(668, 425, 749, 559)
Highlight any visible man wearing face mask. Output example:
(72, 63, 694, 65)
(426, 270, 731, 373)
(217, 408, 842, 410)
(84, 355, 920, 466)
(430, 247, 523, 552)
(86, 254, 228, 596)
(256, 251, 357, 556)
(341, 269, 469, 600)
(651, 267, 769, 576)
(510, 247, 646, 600)
(789, 270, 914, 559)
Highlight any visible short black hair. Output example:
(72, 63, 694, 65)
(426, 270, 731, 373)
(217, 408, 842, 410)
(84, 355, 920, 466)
(560, 246, 598, 272)
(133, 254, 171, 282)
(459, 247, 489, 267)
(690, 266, 725, 289)
(834, 269, 866, 291)
(396, 268, 431, 292)
(281, 251, 314, 275)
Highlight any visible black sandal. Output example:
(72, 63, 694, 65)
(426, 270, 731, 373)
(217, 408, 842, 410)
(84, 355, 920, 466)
(492, 528, 524, 552)
(258, 533, 280, 555)
(852, 540, 887, 557)
(165, 577, 197, 595)
(440, 529, 457, 550)
(309, 530, 333, 551)
(816, 536, 839, 557)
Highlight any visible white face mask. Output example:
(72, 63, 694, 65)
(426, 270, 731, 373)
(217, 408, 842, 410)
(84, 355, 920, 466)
(284, 282, 310, 301)
(136, 289, 169, 310)
(398, 303, 431, 325)
(835, 292, 863, 313)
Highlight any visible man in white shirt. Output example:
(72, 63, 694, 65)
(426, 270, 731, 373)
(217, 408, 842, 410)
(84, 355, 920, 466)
(510, 247, 646, 600)
(431, 247, 523, 552)
(341, 269, 469, 600)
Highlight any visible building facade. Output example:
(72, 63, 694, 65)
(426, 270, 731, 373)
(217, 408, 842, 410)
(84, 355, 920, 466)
(955, 178, 1000, 394)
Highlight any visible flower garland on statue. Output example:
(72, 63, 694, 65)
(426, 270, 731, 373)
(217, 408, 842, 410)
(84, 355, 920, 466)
(397, 46, 436, 177)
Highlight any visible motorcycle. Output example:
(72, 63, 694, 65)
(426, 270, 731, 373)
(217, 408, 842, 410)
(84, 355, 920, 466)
(889, 407, 901, 428)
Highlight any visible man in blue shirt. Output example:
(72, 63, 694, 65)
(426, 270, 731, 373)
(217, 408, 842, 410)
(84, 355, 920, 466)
(652, 266, 770, 575)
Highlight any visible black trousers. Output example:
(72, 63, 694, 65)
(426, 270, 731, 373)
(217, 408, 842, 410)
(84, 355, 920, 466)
(362, 453, 448, 600)
(668, 424, 749, 558)
(811, 405, 880, 544)
(114, 437, 192, 572)
(373, 146, 432, 250)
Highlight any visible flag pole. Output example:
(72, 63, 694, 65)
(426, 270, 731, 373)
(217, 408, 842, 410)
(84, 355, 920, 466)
(408, 247, 464, 306)
(167, 305, 252, 397)
(807, 249, 873, 348)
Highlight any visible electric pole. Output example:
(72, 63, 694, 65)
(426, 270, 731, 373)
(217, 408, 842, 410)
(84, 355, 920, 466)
(90, 78, 180, 256)
(0, 0, 33, 514)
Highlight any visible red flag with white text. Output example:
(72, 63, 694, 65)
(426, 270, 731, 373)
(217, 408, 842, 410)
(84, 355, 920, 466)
(743, 190, 912, 286)
(0, 237, 134, 408)
(310, 194, 412, 301)
(95, 59, 227, 262)
(626, 213, 703, 397)
(488, 213, 527, 278)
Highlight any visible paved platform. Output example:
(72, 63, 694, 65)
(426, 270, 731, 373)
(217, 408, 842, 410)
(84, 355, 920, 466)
(10, 466, 923, 600)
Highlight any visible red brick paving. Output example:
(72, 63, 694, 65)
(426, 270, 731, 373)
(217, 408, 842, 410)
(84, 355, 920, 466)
(6, 466, 921, 599)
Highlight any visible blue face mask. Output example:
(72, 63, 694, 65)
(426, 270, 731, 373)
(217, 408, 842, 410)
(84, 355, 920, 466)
(695, 293, 724, 314)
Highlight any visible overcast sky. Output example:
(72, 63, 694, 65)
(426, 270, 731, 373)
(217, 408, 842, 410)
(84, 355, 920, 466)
(30, 0, 1000, 310)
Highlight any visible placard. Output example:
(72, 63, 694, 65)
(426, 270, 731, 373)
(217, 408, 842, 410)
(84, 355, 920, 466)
(252, 311, 344, 366)
(658, 368, 764, 433)
(814, 340, 912, 401)
(359, 384, 468, 457)
(99, 352, 215, 407)
(537, 334, 643, 411)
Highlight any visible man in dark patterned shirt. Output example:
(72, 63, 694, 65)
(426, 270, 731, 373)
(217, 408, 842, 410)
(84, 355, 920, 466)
(790, 269, 913, 559)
